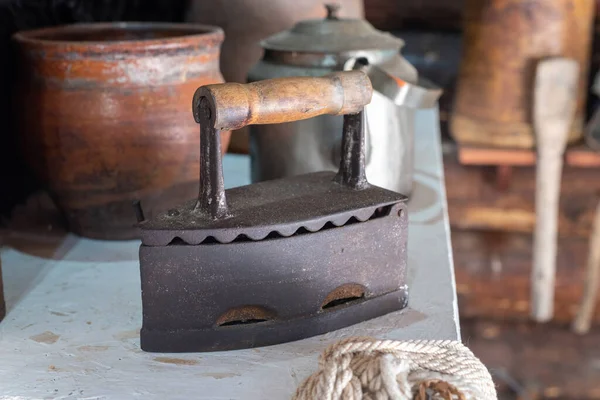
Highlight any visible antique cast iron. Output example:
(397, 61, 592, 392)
(137, 71, 409, 352)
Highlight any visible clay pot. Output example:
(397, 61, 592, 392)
(12, 23, 230, 240)
(186, 0, 364, 153)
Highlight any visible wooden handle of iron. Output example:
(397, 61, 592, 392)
(193, 71, 373, 130)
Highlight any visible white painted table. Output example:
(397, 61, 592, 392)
(0, 108, 458, 399)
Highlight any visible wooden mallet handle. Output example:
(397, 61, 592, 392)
(531, 57, 579, 322)
(193, 71, 373, 130)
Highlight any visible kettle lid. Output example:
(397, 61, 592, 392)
(261, 3, 403, 53)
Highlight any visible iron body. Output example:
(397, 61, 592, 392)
(138, 89, 408, 353)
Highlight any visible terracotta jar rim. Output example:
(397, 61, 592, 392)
(12, 22, 224, 53)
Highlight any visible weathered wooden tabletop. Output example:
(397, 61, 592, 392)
(0, 108, 458, 399)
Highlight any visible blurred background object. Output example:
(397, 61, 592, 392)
(572, 198, 600, 334)
(530, 57, 579, 322)
(0, 0, 189, 221)
(451, 0, 594, 149)
(365, 0, 463, 31)
(185, 0, 364, 153)
(12, 22, 228, 240)
(586, 69, 600, 151)
(245, 4, 441, 196)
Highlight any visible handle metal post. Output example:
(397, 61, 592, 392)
(334, 111, 368, 189)
(195, 97, 229, 219)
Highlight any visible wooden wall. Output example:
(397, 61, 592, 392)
(445, 147, 600, 323)
(444, 145, 600, 397)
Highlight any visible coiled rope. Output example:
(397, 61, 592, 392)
(293, 337, 497, 400)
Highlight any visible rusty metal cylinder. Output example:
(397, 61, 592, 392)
(451, 0, 595, 148)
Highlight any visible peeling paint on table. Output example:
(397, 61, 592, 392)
(0, 108, 458, 399)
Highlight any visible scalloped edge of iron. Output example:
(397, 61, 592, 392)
(140, 205, 394, 246)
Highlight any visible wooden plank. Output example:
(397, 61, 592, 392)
(458, 146, 536, 166)
(566, 146, 600, 167)
(458, 144, 600, 167)
(573, 200, 600, 333)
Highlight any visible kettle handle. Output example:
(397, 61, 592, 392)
(193, 71, 372, 219)
(345, 58, 442, 109)
(193, 71, 373, 130)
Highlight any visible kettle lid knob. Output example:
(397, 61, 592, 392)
(325, 3, 340, 20)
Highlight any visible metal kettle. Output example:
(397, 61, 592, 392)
(247, 3, 442, 196)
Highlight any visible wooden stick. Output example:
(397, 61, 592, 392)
(531, 57, 579, 322)
(458, 144, 600, 168)
(572, 199, 600, 333)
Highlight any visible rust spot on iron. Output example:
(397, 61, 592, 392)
(321, 283, 367, 309)
(216, 306, 276, 327)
